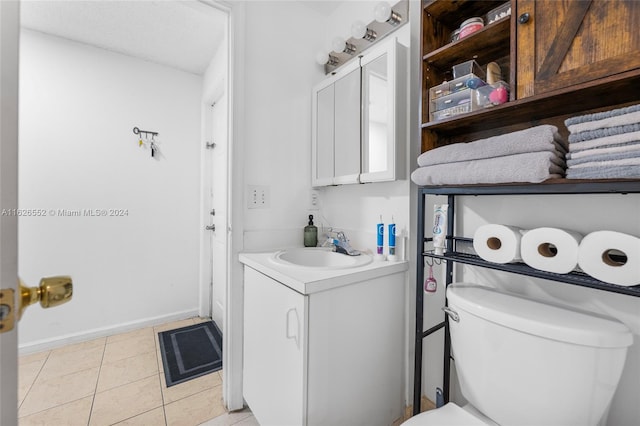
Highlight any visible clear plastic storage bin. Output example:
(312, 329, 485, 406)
(475, 81, 510, 108)
(430, 87, 481, 121)
(452, 60, 485, 79)
(428, 73, 485, 103)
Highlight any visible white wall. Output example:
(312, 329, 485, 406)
(18, 30, 203, 349)
(240, 1, 326, 251)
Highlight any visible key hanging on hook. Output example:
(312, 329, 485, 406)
(133, 127, 143, 147)
(150, 134, 157, 158)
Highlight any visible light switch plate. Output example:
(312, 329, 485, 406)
(309, 190, 320, 210)
(247, 185, 270, 209)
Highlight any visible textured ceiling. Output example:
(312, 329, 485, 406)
(20, 0, 226, 75)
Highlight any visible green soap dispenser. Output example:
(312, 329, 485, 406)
(304, 214, 318, 247)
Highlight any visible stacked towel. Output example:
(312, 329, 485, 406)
(411, 125, 566, 186)
(564, 104, 640, 179)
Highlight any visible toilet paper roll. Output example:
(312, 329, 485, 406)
(473, 224, 525, 264)
(521, 227, 583, 274)
(578, 231, 640, 286)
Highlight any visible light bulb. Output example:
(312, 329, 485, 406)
(351, 19, 377, 42)
(374, 1, 402, 25)
(315, 52, 338, 66)
(331, 37, 356, 55)
(351, 20, 367, 39)
(331, 37, 346, 53)
(374, 2, 392, 23)
(315, 51, 329, 65)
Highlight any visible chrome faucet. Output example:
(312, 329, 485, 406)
(330, 231, 360, 256)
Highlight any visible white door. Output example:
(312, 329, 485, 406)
(209, 96, 228, 328)
(243, 267, 308, 425)
(0, 1, 20, 424)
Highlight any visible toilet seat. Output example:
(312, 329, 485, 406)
(401, 403, 490, 426)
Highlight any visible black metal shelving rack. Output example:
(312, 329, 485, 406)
(412, 180, 640, 416)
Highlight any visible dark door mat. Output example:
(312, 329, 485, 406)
(158, 320, 222, 387)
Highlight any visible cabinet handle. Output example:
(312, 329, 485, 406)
(286, 307, 300, 348)
(518, 12, 530, 24)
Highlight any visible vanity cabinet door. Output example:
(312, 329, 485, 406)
(516, 0, 640, 99)
(243, 268, 308, 426)
(360, 39, 406, 183)
(312, 60, 361, 187)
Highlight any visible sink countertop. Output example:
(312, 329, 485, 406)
(239, 251, 409, 295)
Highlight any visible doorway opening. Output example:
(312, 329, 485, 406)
(16, 0, 233, 409)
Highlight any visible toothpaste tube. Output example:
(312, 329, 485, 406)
(433, 204, 449, 255)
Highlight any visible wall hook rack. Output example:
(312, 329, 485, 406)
(132, 127, 158, 139)
(133, 127, 160, 158)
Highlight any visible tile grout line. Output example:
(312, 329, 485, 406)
(17, 351, 51, 414)
(86, 338, 108, 426)
(154, 326, 169, 426)
(110, 406, 163, 426)
(18, 352, 103, 421)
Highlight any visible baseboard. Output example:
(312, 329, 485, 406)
(18, 309, 200, 355)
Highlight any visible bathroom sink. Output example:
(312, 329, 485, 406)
(271, 248, 372, 269)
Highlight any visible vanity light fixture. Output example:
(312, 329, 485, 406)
(315, 51, 339, 66)
(332, 37, 357, 55)
(351, 20, 377, 42)
(317, 0, 407, 74)
(374, 1, 402, 26)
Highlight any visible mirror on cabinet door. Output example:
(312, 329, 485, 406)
(362, 53, 389, 175)
(314, 84, 335, 186)
(360, 39, 405, 184)
(333, 65, 361, 185)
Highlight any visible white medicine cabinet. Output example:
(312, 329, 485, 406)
(312, 37, 406, 187)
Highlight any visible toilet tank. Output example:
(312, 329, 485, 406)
(447, 283, 633, 426)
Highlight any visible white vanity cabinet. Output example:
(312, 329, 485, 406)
(242, 261, 407, 426)
(311, 37, 406, 187)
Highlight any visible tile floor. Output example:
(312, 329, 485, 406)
(18, 317, 258, 426)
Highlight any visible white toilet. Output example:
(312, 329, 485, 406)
(405, 283, 633, 426)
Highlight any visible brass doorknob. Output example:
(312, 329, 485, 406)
(18, 276, 73, 320)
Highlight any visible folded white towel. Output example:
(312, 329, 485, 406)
(568, 150, 640, 167)
(565, 103, 640, 126)
(566, 165, 640, 179)
(567, 110, 640, 134)
(411, 151, 564, 186)
(568, 141, 640, 160)
(568, 130, 640, 152)
(568, 123, 640, 143)
(570, 157, 640, 169)
(417, 125, 565, 167)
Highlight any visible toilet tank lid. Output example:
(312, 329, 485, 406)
(447, 284, 633, 348)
